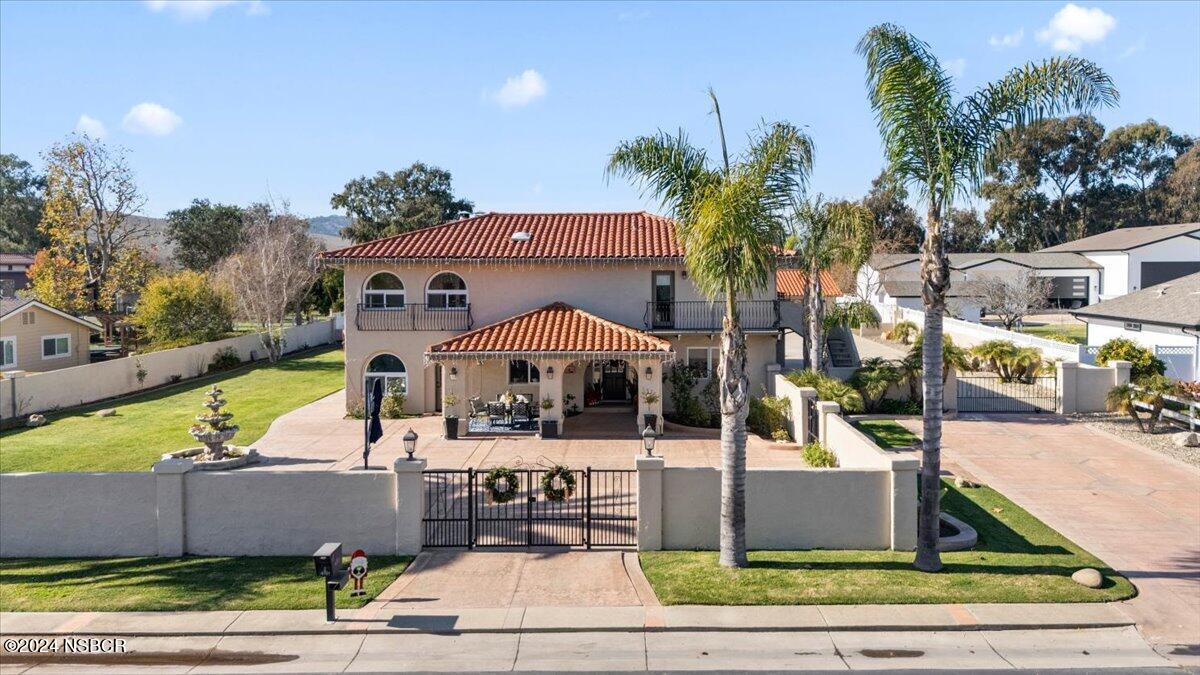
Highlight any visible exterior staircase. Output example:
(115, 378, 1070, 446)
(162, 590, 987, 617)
(826, 333, 856, 368)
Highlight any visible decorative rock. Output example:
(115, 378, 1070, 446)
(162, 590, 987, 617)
(954, 475, 982, 488)
(1071, 567, 1104, 589)
(26, 414, 46, 428)
(1172, 432, 1200, 448)
(96, 408, 116, 418)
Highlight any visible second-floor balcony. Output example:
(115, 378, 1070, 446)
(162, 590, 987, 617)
(355, 303, 474, 331)
(644, 300, 779, 332)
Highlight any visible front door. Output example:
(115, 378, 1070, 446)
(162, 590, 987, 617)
(652, 271, 675, 328)
(601, 360, 628, 401)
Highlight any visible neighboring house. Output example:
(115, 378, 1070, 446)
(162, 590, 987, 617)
(0, 253, 35, 299)
(320, 212, 783, 435)
(1039, 222, 1200, 300)
(858, 252, 1101, 322)
(0, 298, 100, 374)
(1072, 271, 1200, 381)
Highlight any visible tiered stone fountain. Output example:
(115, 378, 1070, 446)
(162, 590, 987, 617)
(163, 386, 260, 470)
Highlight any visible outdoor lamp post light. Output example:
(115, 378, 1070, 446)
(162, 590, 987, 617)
(642, 425, 657, 457)
(403, 428, 418, 460)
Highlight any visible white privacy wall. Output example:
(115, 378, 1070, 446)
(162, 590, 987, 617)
(0, 320, 337, 420)
(0, 459, 426, 558)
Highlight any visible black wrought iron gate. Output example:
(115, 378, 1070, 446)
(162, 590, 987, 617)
(956, 372, 1059, 413)
(422, 468, 637, 548)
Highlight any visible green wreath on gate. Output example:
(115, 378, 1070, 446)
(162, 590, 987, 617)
(483, 467, 520, 504)
(540, 465, 576, 502)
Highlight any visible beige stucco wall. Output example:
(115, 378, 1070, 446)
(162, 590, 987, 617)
(0, 473, 159, 556)
(0, 308, 93, 374)
(341, 262, 781, 414)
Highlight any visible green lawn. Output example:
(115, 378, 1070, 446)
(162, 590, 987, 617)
(1017, 322, 1087, 345)
(640, 481, 1135, 605)
(0, 348, 345, 473)
(0, 555, 410, 612)
(855, 419, 920, 448)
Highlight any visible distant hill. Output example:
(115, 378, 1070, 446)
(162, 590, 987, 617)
(307, 215, 350, 238)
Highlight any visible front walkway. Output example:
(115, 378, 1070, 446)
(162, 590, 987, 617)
(250, 390, 809, 470)
(898, 414, 1200, 664)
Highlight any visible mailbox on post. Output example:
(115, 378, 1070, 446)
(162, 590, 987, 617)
(313, 542, 349, 622)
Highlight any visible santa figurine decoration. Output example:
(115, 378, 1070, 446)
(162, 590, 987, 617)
(348, 549, 369, 596)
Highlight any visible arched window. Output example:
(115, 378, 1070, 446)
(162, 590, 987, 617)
(363, 273, 405, 309)
(366, 353, 407, 396)
(426, 272, 468, 310)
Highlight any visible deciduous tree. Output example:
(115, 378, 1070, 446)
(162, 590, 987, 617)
(964, 270, 1052, 330)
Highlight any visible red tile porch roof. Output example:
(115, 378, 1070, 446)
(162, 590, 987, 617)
(425, 302, 673, 359)
(775, 269, 842, 298)
(322, 212, 684, 263)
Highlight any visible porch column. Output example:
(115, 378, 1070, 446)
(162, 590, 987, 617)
(535, 358, 568, 435)
(636, 358, 664, 434)
(441, 359, 468, 437)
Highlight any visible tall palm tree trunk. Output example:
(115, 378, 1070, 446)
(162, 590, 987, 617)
(915, 209, 949, 573)
(718, 277, 749, 568)
(806, 262, 824, 371)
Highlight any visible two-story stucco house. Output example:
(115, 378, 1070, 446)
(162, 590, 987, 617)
(321, 212, 784, 437)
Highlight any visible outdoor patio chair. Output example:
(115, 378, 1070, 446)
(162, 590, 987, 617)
(486, 402, 508, 426)
(469, 397, 485, 418)
(512, 401, 533, 424)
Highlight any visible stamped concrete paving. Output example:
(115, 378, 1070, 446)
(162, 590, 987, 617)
(251, 389, 807, 470)
(899, 414, 1200, 664)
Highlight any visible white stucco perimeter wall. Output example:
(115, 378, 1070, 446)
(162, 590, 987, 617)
(0, 473, 159, 556)
(0, 462, 425, 558)
(0, 320, 337, 420)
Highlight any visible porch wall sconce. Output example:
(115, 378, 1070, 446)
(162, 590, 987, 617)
(448, 367, 458, 381)
(545, 366, 555, 380)
(645, 366, 653, 377)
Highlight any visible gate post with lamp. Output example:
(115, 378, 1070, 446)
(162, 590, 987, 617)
(635, 427, 664, 550)
(394, 429, 426, 555)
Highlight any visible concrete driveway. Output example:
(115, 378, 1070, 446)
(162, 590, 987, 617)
(898, 414, 1200, 663)
(249, 390, 807, 470)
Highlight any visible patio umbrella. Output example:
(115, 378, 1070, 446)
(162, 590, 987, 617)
(364, 378, 384, 469)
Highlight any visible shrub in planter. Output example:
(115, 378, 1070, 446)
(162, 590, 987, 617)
(1096, 337, 1166, 380)
(802, 441, 838, 468)
(785, 369, 864, 413)
(379, 387, 407, 419)
(443, 393, 460, 439)
(666, 363, 715, 427)
(748, 394, 790, 440)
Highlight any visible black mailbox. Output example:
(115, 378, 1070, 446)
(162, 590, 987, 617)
(313, 542, 343, 578)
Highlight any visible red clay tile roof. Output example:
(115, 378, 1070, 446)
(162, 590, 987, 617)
(426, 302, 673, 358)
(323, 212, 683, 262)
(775, 269, 842, 298)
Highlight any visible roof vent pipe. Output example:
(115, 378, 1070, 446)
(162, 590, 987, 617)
(511, 231, 532, 242)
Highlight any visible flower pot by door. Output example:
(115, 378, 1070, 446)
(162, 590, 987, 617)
(444, 417, 459, 440)
(643, 413, 658, 431)
(541, 420, 559, 439)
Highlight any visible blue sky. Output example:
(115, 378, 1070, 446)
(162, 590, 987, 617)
(2, 1, 1197, 219)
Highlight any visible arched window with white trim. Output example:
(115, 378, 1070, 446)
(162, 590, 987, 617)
(363, 272, 405, 309)
(366, 353, 408, 396)
(426, 272, 468, 310)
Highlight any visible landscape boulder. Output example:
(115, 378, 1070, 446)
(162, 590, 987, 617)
(96, 408, 117, 418)
(1172, 432, 1199, 448)
(26, 414, 46, 428)
(1071, 567, 1104, 589)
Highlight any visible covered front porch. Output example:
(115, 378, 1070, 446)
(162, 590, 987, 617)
(426, 302, 673, 439)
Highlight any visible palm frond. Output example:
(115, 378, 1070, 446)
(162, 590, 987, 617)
(605, 131, 718, 220)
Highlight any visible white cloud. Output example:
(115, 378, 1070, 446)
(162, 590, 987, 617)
(143, 0, 267, 21)
(988, 29, 1025, 48)
(75, 114, 107, 139)
(122, 103, 183, 136)
(1037, 4, 1116, 52)
(488, 69, 548, 109)
(944, 58, 967, 78)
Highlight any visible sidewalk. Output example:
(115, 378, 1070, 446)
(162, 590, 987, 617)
(0, 601, 1136, 637)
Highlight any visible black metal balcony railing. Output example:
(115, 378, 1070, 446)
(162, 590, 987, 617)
(644, 300, 779, 332)
(355, 303, 474, 331)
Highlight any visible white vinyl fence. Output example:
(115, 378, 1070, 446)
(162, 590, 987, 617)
(879, 304, 1086, 363)
(0, 319, 338, 420)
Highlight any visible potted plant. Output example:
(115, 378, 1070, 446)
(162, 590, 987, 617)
(442, 393, 460, 439)
(539, 395, 558, 438)
(641, 390, 660, 430)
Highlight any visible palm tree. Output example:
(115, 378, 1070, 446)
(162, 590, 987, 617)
(786, 198, 875, 371)
(858, 24, 1117, 571)
(1105, 384, 1144, 432)
(1135, 374, 1181, 433)
(607, 90, 813, 568)
(851, 357, 904, 412)
(885, 320, 920, 345)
